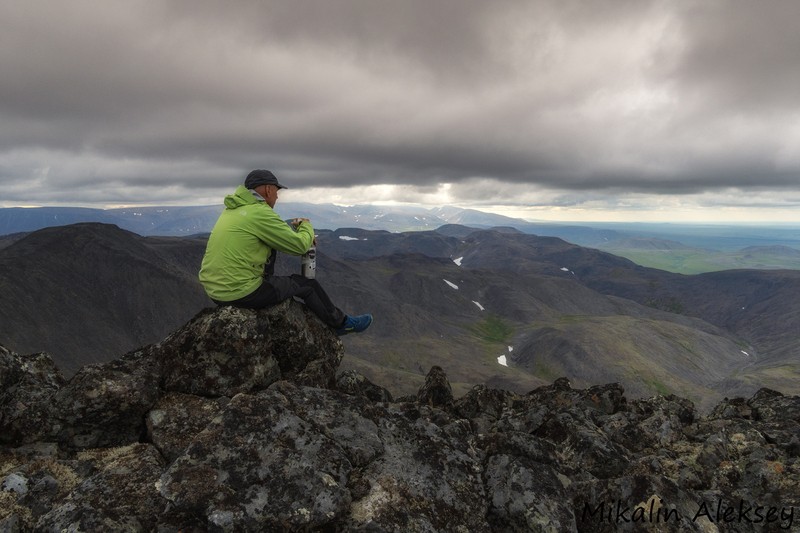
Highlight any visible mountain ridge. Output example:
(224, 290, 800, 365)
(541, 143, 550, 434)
(0, 223, 211, 376)
(4, 204, 800, 274)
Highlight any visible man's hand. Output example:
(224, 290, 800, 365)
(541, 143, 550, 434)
(290, 217, 311, 229)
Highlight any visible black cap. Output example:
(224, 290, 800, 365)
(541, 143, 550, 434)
(244, 169, 287, 190)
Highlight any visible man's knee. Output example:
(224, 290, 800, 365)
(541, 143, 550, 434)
(290, 274, 322, 290)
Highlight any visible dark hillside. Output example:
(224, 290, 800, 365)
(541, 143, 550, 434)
(310, 243, 751, 407)
(447, 229, 800, 398)
(316, 228, 461, 261)
(448, 228, 798, 351)
(0, 232, 28, 251)
(295, 251, 548, 395)
(0, 223, 211, 375)
(455, 229, 646, 279)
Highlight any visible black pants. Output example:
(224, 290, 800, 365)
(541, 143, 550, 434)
(214, 274, 346, 328)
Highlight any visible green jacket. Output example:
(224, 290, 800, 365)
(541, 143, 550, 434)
(199, 185, 315, 302)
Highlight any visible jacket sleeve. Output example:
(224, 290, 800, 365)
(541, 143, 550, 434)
(251, 206, 314, 256)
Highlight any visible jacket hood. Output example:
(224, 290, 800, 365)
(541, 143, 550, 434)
(224, 185, 263, 209)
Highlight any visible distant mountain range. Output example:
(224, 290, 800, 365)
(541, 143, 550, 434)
(0, 205, 226, 238)
(0, 203, 599, 245)
(1, 222, 797, 410)
(4, 204, 800, 274)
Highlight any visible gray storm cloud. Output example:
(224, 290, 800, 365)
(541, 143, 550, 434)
(1, 0, 799, 209)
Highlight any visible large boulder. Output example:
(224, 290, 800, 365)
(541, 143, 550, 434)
(156, 301, 344, 396)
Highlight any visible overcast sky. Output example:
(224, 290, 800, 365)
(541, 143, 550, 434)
(2, 0, 799, 222)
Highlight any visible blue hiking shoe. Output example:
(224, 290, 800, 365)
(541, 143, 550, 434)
(336, 314, 373, 335)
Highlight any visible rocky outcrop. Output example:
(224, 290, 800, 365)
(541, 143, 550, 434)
(1, 300, 342, 451)
(1, 302, 799, 532)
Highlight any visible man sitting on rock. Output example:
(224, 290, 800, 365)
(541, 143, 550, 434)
(199, 169, 372, 335)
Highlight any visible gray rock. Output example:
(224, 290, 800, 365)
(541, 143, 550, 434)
(604, 395, 695, 453)
(747, 388, 800, 457)
(50, 348, 160, 449)
(453, 385, 516, 424)
(343, 401, 490, 532)
(417, 365, 454, 408)
(573, 475, 709, 532)
(477, 431, 559, 466)
(1, 472, 28, 495)
(271, 381, 384, 468)
(36, 444, 165, 532)
(336, 369, 393, 403)
(158, 386, 357, 531)
(0, 346, 65, 445)
(146, 392, 229, 463)
(484, 454, 576, 532)
(534, 410, 631, 479)
(748, 387, 799, 422)
(156, 301, 344, 396)
(524, 379, 627, 418)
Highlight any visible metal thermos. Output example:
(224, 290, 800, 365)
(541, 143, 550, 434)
(301, 246, 316, 279)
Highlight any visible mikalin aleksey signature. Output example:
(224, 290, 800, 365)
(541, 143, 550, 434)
(581, 498, 795, 530)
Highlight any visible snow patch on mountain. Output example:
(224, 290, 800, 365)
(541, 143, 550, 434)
(497, 345, 514, 367)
